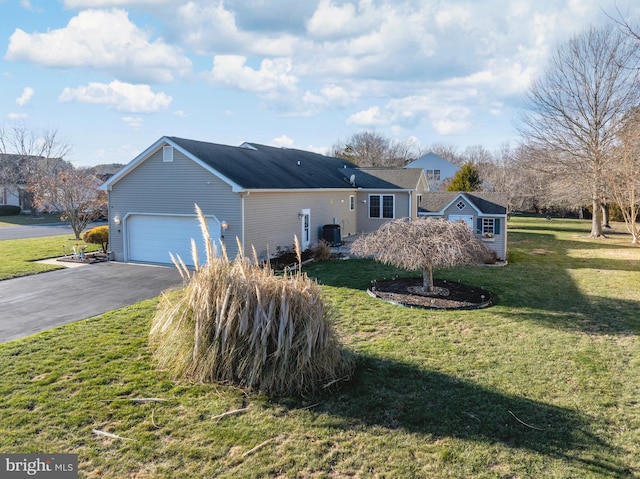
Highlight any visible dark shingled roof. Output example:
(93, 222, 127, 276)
(344, 167, 424, 189)
(169, 137, 360, 189)
(420, 192, 507, 215)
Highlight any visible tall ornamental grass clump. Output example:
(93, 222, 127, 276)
(149, 206, 354, 397)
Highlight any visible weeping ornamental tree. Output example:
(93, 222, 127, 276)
(351, 218, 495, 294)
(150, 205, 354, 397)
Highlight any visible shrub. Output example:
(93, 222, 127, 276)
(0, 205, 21, 216)
(311, 240, 332, 262)
(150, 206, 354, 397)
(82, 225, 109, 251)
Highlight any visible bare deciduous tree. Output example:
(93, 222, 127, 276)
(32, 168, 107, 239)
(351, 218, 495, 294)
(608, 109, 640, 243)
(518, 25, 640, 237)
(0, 124, 70, 214)
(331, 131, 419, 166)
(421, 143, 465, 166)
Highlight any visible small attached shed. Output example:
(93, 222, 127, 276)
(419, 192, 508, 260)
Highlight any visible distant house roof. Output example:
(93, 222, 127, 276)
(420, 192, 507, 215)
(346, 167, 425, 189)
(404, 152, 459, 170)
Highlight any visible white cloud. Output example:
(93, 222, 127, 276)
(178, 2, 298, 57)
(385, 93, 473, 135)
(435, 5, 472, 29)
(20, 0, 41, 11)
(302, 84, 355, 110)
(5, 9, 192, 83)
(7, 112, 28, 120)
(272, 134, 294, 148)
(122, 116, 143, 128)
(306, 0, 360, 39)
(209, 55, 298, 95)
(347, 106, 387, 126)
(305, 144, 329, 155)
(64, 0, 172, 6)
(16, 87, 34, 106)
(58, 81, 172, 113)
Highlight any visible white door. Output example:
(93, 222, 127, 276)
(300, 209, 311, 251)
(126, 214, 221, 266)
(448, 214, 474, 230)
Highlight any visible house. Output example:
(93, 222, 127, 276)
(342, 167, 428, 234)
(0, 154, 32, 211)
(0, 153, 67, 213)
(100, 136, 429, 266)
(418, 192, 508, 260)
(404, 152, 460, 191)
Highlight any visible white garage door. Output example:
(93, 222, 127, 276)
(126, 214, 221, 266)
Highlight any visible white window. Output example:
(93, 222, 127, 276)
(426, 169, 441, 181)
(349, 195, 355, 211)
(482, 218, 495, 234)
(0, 188, 5, 205)
(163, 146, 174, 162)
(456, 201, 466, 210)
(416, 194, 422, 207)
(369, 194, 394, 219)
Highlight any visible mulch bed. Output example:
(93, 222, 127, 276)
(265, 249, 315, 272)
(57, 253, 109, 264)
(368, 277, 493, 310)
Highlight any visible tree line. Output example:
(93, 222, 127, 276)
(2, 19, 640, 244)
(333, 20, 640, 244)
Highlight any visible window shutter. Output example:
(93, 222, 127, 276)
(477, 218, 482, 234)
(494, 218, 501, 235)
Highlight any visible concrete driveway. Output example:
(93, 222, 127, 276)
(0, 261, 182, 343)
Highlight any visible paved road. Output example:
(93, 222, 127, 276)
(0, 222, 106, 241)
(0, 262, 182, 343)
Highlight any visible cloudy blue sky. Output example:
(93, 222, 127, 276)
(2, 0, 640, 167)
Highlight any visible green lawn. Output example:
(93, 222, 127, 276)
(0, 217, 638, 478)
(0, 235, 99, 280)
(0, 213, 62, 226)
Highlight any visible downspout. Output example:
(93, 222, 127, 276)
(241, 191, 248, 257)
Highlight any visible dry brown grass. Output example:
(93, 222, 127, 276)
(149, 206, 354, 397)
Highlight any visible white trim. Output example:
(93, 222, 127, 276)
(300, 208, 311, 250)
(368, 193, 395, 219)
(162, 145, 174, 162)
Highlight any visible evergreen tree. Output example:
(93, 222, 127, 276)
(447, 162, 482, 191)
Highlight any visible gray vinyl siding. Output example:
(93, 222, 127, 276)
(243, 190, 356, 259)
(108, 148, 242, 261)
(355, 190, 413, 234)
